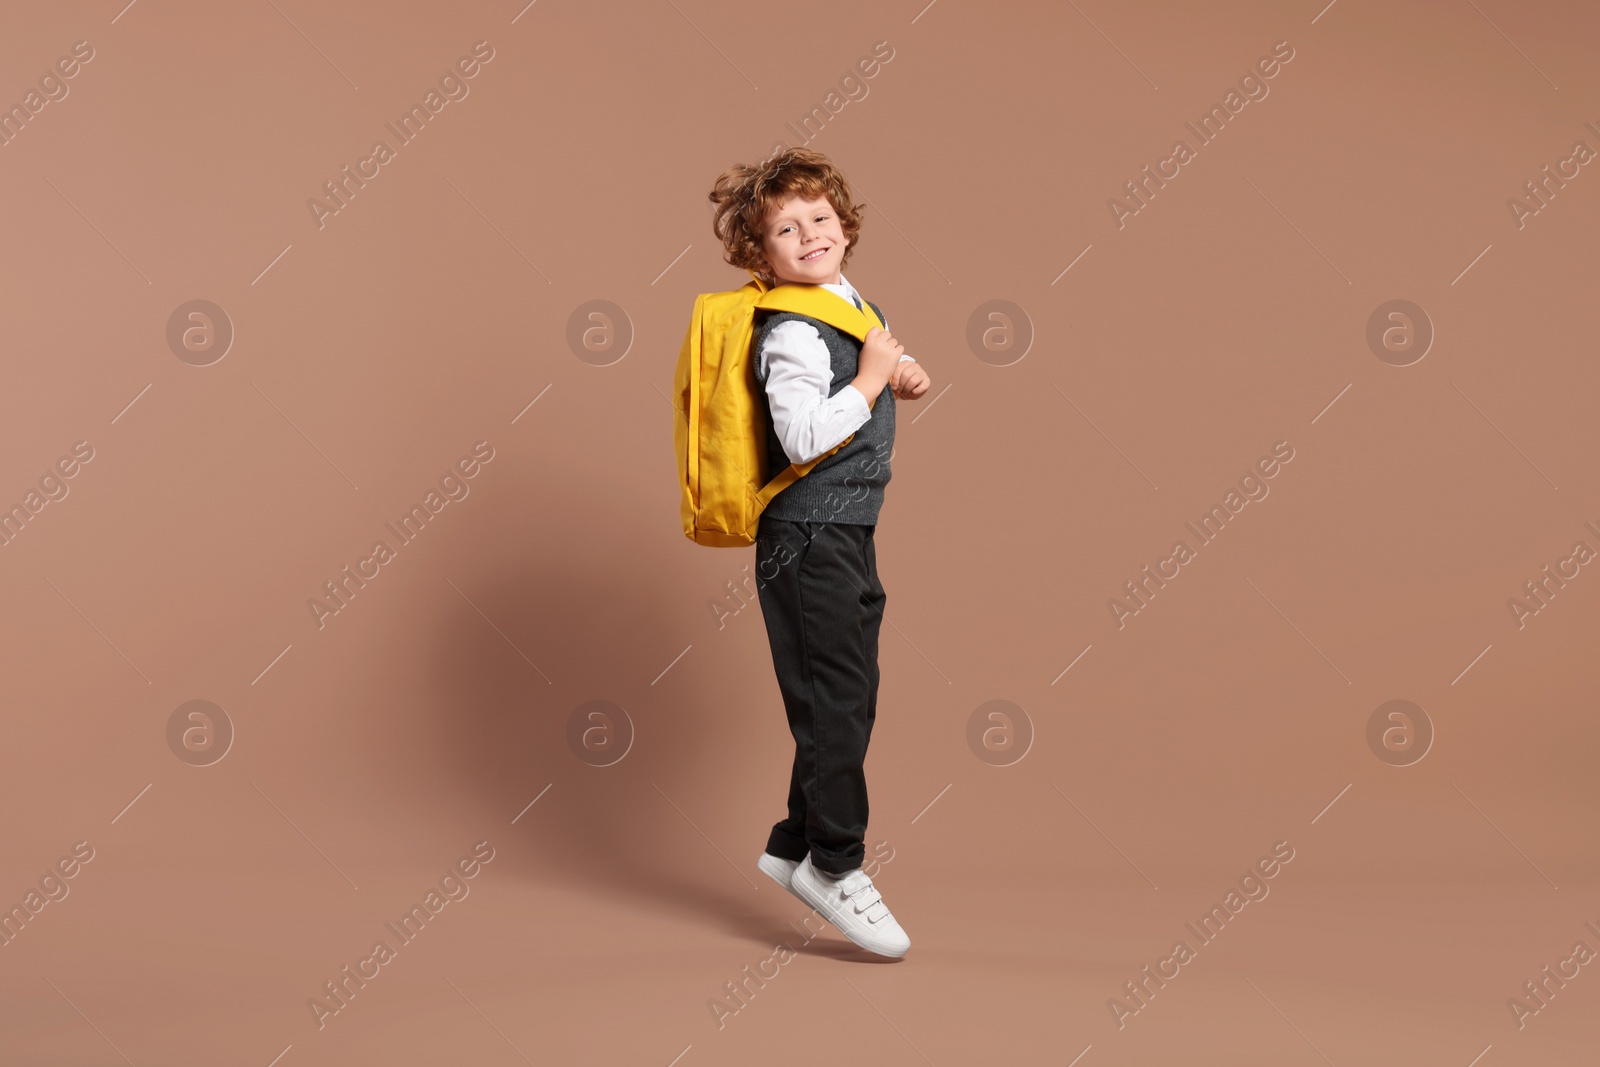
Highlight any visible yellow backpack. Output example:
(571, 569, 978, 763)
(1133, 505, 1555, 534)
(673, 270, 885, 547)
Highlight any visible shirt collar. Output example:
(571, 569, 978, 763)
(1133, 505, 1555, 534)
(818, 274, 861, 309)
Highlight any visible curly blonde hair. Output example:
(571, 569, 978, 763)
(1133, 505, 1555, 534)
(708, 146, 864, 285)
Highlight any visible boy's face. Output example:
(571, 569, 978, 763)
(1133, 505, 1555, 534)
(759, 193, 848, 286)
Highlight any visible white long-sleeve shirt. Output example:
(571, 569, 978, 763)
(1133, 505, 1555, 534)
(757, 273, 915, 466)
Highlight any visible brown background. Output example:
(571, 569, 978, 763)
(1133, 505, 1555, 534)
(2, 0, 1597, 1063)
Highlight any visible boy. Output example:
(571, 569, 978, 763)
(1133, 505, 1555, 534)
(707, 148, 930, 958)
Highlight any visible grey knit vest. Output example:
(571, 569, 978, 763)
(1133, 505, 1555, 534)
(752, 299, 895, 527)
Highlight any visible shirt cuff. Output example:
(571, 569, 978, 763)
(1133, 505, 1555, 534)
(837, 380, 873, 423)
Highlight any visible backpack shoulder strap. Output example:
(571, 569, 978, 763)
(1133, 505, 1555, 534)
(755, 284, 883, 339)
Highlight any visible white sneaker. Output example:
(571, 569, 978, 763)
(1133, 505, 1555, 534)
(756, 852, 805, 905)
(790, 853, 911, 958)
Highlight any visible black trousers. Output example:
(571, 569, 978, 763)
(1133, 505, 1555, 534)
(754, 516, 886, 876)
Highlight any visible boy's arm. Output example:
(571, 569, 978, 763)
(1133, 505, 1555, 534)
(761, 320, 872, 466)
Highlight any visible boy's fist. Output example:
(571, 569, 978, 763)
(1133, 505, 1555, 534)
(858, 326, 904, 385)
(850, 326, 906, 408)
(891, 359, 930, 400)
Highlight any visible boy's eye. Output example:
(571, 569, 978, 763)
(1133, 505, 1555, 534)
(776, 215, 828, 235)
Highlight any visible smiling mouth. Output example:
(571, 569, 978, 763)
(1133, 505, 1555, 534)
(800, 247, 831, 261)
